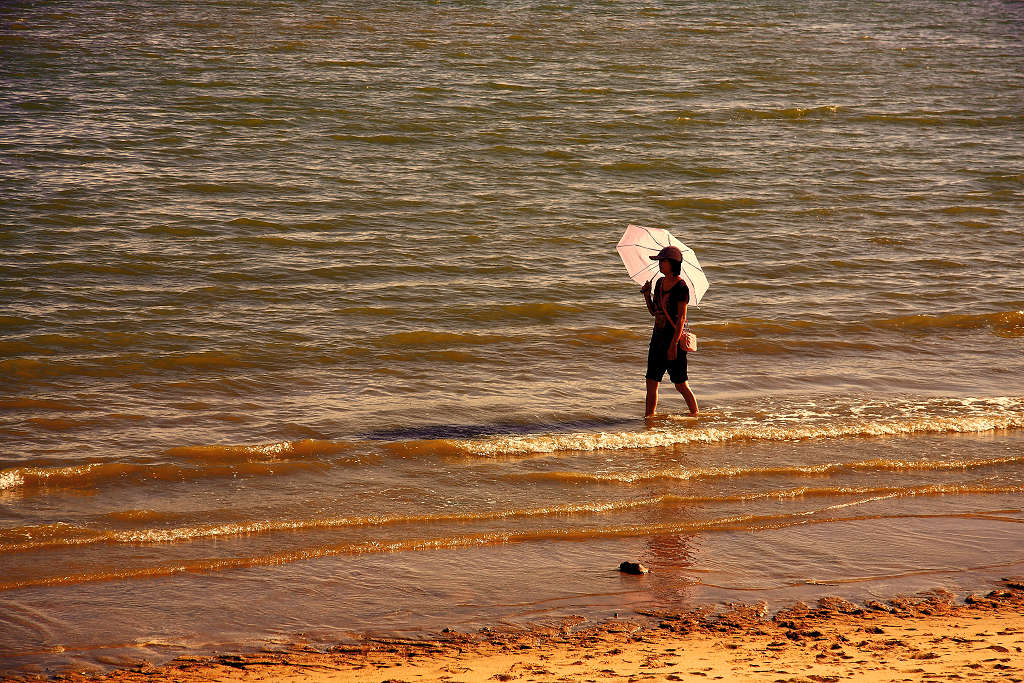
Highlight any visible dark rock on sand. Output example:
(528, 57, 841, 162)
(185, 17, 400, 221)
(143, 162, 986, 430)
(619, 562, 649, 575)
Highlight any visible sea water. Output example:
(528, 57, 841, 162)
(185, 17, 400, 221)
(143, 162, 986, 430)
(1, 0, 1023, 675)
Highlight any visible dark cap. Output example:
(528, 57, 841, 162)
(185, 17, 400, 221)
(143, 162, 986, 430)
(649, 246, 682, 262)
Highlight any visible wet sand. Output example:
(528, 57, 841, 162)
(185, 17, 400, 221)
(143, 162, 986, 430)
(13, 580, 1023, 683)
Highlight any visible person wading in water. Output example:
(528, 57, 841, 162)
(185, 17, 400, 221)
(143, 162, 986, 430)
(640, 246, 699, 418)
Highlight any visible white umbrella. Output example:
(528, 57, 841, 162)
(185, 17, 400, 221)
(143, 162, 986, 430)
(616, 223, 709, 305)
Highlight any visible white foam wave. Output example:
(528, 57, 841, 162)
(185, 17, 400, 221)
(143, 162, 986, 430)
(456, 412, 1024, 457)
(0, 469, 25, 491)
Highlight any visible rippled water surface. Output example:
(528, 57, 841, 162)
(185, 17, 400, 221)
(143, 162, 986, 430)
(2, 0, 1023, 675)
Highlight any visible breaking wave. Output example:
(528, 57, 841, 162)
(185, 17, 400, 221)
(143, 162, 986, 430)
(165, 438, 356, 462)
(442, 412, 1024, 459)
(2, 506, 1018, 592)
(519, 458, 1024, 486)
(0, 460, 330, 493)
(1, 483, 1018, 554)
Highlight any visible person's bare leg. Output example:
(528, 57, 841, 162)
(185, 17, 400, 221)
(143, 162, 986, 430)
(645, 379, 659, 417)
(675, 381, 698, 415)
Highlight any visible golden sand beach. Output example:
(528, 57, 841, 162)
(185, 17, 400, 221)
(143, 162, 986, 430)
(17, 581, 1022, 683)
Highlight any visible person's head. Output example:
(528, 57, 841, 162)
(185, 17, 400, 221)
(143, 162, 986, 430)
(658, 258, 682, 276)
(650, 246, 683, 277)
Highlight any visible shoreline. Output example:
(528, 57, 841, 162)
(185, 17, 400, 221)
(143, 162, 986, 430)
(11, 579, 1023, 683)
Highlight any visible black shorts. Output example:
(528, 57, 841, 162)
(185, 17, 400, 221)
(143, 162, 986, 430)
(646, 328, 688, 384)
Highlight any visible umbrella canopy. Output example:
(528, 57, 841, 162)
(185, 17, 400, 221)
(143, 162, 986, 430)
(616, 224, 709, 305)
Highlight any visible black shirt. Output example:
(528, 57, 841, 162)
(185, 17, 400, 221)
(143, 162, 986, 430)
(653, 278, 689, 331)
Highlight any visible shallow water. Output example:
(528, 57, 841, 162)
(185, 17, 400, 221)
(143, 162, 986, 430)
(1, 0, 1023, 675)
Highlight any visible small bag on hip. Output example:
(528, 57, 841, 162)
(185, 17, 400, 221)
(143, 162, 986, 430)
(681, 324, 697, 352)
